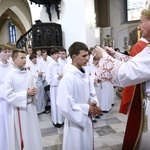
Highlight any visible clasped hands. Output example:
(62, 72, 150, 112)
(89, 102, 102, 116)
(93, 46, 116, 59)
(27, 87, 38, 96)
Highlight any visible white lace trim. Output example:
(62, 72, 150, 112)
(114, 52, 131, 62)
(96, 55, 123, 86)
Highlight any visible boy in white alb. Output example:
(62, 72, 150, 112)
(58, 48, 67, 67)
(4, 50, 42, 150)
(25, 48, 33, 70)
(38, 50, 52, 85)
(0, 44, 11, 150)
(29, 53, 46, 114)
(57, 42, 102, 150)
(36, 49, 42, 64)
(46, 48, 64, 128)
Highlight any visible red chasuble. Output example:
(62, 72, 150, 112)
(121, 40, 148, 149)
(119, 40, 148, 114)
(122, 84, 143, 150)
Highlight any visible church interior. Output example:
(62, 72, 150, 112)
(0, 0, 147, 149)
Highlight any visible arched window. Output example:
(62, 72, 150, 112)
(9, 22, 17, 43)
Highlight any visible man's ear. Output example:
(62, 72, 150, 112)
(12, 58, 15, 62)
(72, 54, 76, 61)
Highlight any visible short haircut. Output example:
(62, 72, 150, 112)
(68, 42, 88, 58)
(50, 48, 59, 55)
(59, 48, 66, 53)
(41, 50, 47, 54)
(12, 49, 26, 59)
(29, 54, 37, 60)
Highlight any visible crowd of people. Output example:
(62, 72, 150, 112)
(0, 41, 116, 150)
(1, 1, 150, 150)
(0, 46, 43, 150)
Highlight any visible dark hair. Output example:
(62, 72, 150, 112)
(88, 50, 92, 55)
(41, 50, 47, 54)
(90, 47, 95, 52)
(68, 42, 88, 58)
(93, 56, 99, 61)
(36, 49, 41, 52)
(29, 54, 37, 60)
(12, 49, 26, 58)
(59, 48, 66, 53)
(50, 48, 59, 55)
(114, 48, 120, 52)
(123, 51, 129, 56)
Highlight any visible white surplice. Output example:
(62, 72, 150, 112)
(100, 81, 113, 111)
(58, 58, 67, 67)
(8, 57, 14, 66)
(0, 61, 11, 150)
(89, 63, 102, 108)
(96, 45, 150, 149)
(29, 62, 46, 113)
(25, 54, 32, 68)
(38, 58, 51, 77)
(38, 57, 52, 87)
(4, 67, 42, 150)
(37, 56, 42, 65)
(57, 64, 98, 150)
(46, 59, 64, 124)
(110, 83, 115, 105)
(89, 63, 114, 111)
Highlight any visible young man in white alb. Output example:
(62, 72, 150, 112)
(4, 50, 42, 150)
(57, 42, 102, 150)
(29, 53, 46, 114)
(46, 48, 64, 128)
(0, 44, 11, 150)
